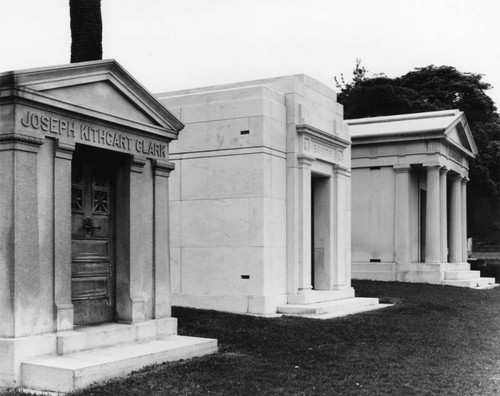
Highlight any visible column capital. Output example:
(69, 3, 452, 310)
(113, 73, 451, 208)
(422, 162, 442, 171)
(449, 173, 463, 181)
(55, 141, 75, 160)
(131, 155, 146, 174)
(461, 177, 470, 183)
(439, 167, 449, 175)
(153, 160, 175, 178)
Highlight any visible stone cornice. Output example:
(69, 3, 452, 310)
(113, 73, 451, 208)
(0, 133, 44, 146)
(296, 124, 350, 149)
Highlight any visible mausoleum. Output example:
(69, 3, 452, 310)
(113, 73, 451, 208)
(157, 75, 385, 317)
(348, 110, 497, 288)
(0, 60, 216, 393)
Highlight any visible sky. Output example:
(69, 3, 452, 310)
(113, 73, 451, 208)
(1, 0, 500, 107)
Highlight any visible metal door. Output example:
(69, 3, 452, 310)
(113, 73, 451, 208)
(71, 146, 115, 326)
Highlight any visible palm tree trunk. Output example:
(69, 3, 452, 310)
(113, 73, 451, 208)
(70, 0, 102, 63)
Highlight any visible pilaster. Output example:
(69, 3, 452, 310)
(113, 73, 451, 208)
(54, 141, 75, 331)
(152, 161, 175, 318)
(394, 165, 412, 262)
(297, 154, 314, 292)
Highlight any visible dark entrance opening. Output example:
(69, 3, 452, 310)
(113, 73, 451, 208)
(420, 188, 427, 262)
(71, 144, 125, 326)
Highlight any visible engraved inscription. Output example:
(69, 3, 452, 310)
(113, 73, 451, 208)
(303, 137, 342, 162)
(21, 110, 167, 158)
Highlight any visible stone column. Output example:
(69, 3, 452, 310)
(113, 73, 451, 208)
(153, 161, 175, 318)
(425, 165, 441, 263)
(297, 154, 314, 292)
(54, 142, 75, 331)
(461, 177, 469, 261)
(440, 168, 448, 263)
(449, 174, 462, 263)
(394, 165, 412, 262)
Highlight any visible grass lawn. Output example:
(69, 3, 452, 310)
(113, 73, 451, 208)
(4, 280, 500, 395)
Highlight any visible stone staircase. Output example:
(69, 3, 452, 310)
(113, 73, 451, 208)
(442, 263, 498, 289)
(277, 289, 391, 320)
(19, 319, 217, 394)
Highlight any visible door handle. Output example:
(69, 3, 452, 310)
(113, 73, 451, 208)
(83, 217, 101, 235)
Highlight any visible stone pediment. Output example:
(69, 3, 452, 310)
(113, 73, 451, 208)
(348, 109, 477, 158)
(0, 59, 183, 138)
(445, 114, 477, 156)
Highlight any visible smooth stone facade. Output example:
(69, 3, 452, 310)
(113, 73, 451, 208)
(157, 75, 359, 315)
(0, 60, 217, 392)
(348, 110, 497, 288)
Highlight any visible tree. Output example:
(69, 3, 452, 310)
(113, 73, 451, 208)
(70, 0, 102, 63)
(336, 62, 500, 244)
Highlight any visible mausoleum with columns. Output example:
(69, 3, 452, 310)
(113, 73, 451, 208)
(0, 60, 216, 393)
(348, 110, 497, 288)
(157, 75, 386, 317)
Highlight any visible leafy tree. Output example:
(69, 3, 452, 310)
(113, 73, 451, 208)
(70, 0, 102, 63)
(336, 62, 500, 245)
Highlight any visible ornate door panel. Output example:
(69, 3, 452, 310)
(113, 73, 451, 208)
(71, 147, 115, 326)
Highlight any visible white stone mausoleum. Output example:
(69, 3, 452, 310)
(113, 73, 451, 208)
(157, 75, 385, 317)
(348, 110, 496, 288)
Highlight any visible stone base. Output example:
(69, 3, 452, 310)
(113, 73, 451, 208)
(278, 297, 390, 319)
(287, 287, 355, 304)
(22, 335, 217, 394)
(172, 293, 288, 315)
(353, 261, 499, 289)
(1, 319, 217, 393)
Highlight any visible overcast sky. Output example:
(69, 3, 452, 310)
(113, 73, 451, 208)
(1, 0, 499, 108)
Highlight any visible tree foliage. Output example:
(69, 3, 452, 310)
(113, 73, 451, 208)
(336, 62, 500, 243)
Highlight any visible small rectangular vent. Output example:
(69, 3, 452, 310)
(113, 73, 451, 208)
(370, 167, 381, 170)
(241, 275, 250, 279)
(240, 130, 250, 135)
(370, 259, 381, 263)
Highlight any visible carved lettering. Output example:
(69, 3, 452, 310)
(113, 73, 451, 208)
(20, 110, 167, 158)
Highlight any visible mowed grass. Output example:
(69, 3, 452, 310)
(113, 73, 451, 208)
(5, 280, 500, 395)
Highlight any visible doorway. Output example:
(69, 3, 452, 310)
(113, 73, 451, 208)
(419, 188, 427, 262)
(311, 175, 330, 290)
(71, 145, 121, 326)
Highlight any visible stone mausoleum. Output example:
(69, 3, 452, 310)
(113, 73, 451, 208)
(348, 110, 497, 288)
(157, 75, 386, 317)
(0, 60, 216, 393)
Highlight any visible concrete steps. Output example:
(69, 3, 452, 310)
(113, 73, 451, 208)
(444, 270, 481, 280)
(19, 320, 218, 394)
(22, 335, 218, 394)
(443, 276, 498, 289)
(57, 319, 178, 355)
(277, 297, 391, 319)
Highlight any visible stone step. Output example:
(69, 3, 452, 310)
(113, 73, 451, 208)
(443, 263, 471, 271)
(300, 303, 393, 320)
(277, 297, 382, 316)
(352, 271, 395, 281)
(442, 277, 498, 288)
(444, 270, 481, 280)
(21, 335, 218, 394)
(57, 318, 177, 355)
